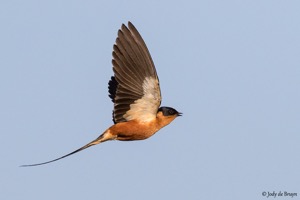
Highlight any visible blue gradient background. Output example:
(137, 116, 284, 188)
(1, 1, 299, 199)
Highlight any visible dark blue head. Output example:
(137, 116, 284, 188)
(158, 107, 182, 117)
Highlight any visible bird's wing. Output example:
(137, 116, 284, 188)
(109, 22, 161, 123)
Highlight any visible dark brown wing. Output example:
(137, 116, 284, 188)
(109, 22, 161, 123)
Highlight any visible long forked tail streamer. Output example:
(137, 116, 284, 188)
(20, 135, 104, 167)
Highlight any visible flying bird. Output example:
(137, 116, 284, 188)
(21, 22, 181, 167)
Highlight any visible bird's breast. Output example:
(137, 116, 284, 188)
(109, 119, 160, 141)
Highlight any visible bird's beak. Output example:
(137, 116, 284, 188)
(177, 112, 182, 116)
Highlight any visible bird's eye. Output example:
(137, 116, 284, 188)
(168, 110, 174, 115)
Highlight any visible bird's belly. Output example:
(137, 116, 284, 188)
(110, 120, 159, 141)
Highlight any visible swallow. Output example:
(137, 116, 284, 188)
(21, 21, 181, 167)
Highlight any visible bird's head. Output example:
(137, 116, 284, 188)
(158, 107, 182, 117)
(156, 106, 182, 127)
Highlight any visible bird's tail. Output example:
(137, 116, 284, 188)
(20, 130, 112, 167)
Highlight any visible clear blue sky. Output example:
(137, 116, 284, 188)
(1, 0, 300, 199)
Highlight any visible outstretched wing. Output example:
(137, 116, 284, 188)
(109, 22, 161, 123)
